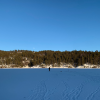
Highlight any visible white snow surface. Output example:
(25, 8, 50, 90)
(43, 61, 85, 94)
(0, 68, 100, 100)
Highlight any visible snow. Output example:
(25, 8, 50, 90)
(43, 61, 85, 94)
(0, 68, 100, 100)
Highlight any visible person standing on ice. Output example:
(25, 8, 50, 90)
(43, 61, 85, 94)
(49, 67, 50, 71)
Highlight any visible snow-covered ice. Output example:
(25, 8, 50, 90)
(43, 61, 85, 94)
(0, 68, 100, 100)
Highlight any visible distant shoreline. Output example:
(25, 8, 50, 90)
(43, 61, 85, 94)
(1, 68, 100, 69)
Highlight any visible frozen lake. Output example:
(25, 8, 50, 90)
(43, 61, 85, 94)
(0, 69, 100, 100)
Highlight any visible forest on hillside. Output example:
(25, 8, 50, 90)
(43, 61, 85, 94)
(0, 50, 100, 67)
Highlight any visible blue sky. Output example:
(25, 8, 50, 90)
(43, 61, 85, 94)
(0, 0, 100, 52)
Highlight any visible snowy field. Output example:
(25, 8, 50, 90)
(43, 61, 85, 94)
(0, 69, 100, 100)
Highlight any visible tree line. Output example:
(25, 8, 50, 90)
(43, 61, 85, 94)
(0, 50, 100, 67)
